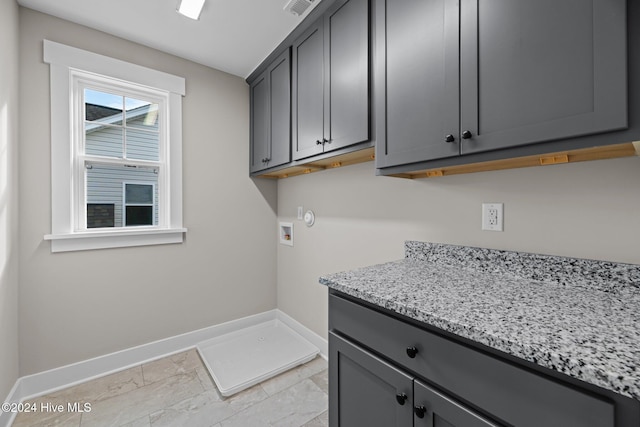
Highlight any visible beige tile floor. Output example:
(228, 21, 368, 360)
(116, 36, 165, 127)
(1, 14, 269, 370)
(12, 349, 328, 427)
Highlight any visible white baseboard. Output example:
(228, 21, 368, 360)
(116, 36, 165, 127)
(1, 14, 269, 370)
(0, 309, 327, 427)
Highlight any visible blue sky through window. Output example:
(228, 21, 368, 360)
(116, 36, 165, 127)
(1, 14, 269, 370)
(85, 89, 151, 111)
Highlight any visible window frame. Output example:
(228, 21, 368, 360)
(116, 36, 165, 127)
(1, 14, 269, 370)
(76, 75, 165, 231)
(43, 40, 186, 252)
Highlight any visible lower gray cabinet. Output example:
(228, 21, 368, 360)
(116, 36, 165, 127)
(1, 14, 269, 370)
(328, 291, 629, 427)
(414, 380, 498, 427)
(329, 332, 413, 427)
(330, 332, 498, 426)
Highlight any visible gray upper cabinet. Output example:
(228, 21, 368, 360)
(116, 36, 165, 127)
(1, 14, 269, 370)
(293, 0, 370, 161)
(375, 0, 460, 168)
(325, 0, 370, 151)
(460, 0, 627, 155)
(292, 20, 325, 161)
(269, 52, 292, 167)
(250, 74, 269, 173)
(249, 49, 291, 174)
(376, 0, 627, 169)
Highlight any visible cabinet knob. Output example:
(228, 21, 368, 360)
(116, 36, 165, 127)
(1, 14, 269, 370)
(406, 346, 418, 358)
(264, 158, 270, 163)
(445, 134, 455, 143)
(414, 405, 427, 418)
(316, 139, 323, 145)
(461, 130, 473, 139)
(323, 138, 331, 144)
(395, 393, 408, 406)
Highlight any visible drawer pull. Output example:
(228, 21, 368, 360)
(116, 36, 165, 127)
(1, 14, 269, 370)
(406, 346, 418, 358)
(414, 405, 427, 418)
(395, 393, 408, 405)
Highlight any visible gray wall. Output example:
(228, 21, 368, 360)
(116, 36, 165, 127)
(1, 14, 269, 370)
(18, 8, 278, 375)
(277, 158, 640, 340)
(0, 0, 20, 400)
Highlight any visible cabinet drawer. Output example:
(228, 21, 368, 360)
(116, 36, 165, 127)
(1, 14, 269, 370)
(329, 293, 614, 427)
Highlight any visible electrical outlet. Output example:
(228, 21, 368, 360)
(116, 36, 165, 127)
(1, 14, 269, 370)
(482, 203, 503, 231)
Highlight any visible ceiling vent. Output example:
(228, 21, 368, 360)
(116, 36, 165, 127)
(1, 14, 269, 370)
(284, 0, 315, 16)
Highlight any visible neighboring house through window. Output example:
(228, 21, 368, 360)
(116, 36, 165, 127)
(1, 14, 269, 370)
(123, 182, 156, 226)
(83, 85, 160, 229)
(43, 40, 187, 252)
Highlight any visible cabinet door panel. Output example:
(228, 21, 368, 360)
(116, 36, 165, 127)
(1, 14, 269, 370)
(250, 74, 269, 173)
(293, 22, 325, 160)
(326, 0, 370, 152)
(414, 380, 500, 427)
(329, 332, 413, 427)
(460, 0, 627, 154)
(375, 0, 460, 168)
(269, 51, 291, 168)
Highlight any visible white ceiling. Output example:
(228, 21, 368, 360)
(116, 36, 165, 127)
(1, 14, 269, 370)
(17, 0, 320, 78)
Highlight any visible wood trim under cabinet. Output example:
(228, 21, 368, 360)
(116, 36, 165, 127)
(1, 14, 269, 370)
(386, 142, 640, 179)
(253, 141, 639, 180)
(256, 146, 376, 179)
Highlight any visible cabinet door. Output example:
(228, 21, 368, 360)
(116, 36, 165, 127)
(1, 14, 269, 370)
(325, 0, 370, 152)
(329, 332, 413, 427)
(293, 20, 325, 161)
(249, 73, 269, 173)
(460, 0, 627, 155)
(268, 50, 291, 169)
(414, 380, 500, 427)
(375, 0, 460, 168)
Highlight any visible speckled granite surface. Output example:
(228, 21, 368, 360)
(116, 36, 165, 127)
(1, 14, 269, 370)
(320, 241, 640, 401)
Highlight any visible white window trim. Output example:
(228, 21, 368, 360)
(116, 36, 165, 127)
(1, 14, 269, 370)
(43, 40, 187, 252)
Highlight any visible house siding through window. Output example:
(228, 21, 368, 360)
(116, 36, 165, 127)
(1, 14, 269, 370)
(84, 104, 160, 228)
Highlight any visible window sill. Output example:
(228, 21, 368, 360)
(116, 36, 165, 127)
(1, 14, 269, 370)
(44, 228, 187, 253)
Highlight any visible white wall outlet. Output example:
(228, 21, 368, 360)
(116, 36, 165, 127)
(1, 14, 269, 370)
(297, 206, 303, 220)
(482, 203, 504, 231)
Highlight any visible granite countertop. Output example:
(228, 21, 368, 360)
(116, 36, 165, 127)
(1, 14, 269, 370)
(319, 241, 640, 401)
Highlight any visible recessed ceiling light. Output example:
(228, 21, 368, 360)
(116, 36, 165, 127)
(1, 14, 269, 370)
(177, 0, 206, 20)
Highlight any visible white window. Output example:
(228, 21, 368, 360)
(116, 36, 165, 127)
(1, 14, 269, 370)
(43, 40, 187, 252)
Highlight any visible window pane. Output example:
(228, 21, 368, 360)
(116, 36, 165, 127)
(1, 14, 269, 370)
(87, 203, 115, 228)
(86, 163, 158, 228)
(85, 89, 122, 122)
(85, 124, 123, 157)
(125, 206, 153, 226)
(126, 98, 159, 130)
(126, 128, 159, 161)
(125, 183, 153, 204)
